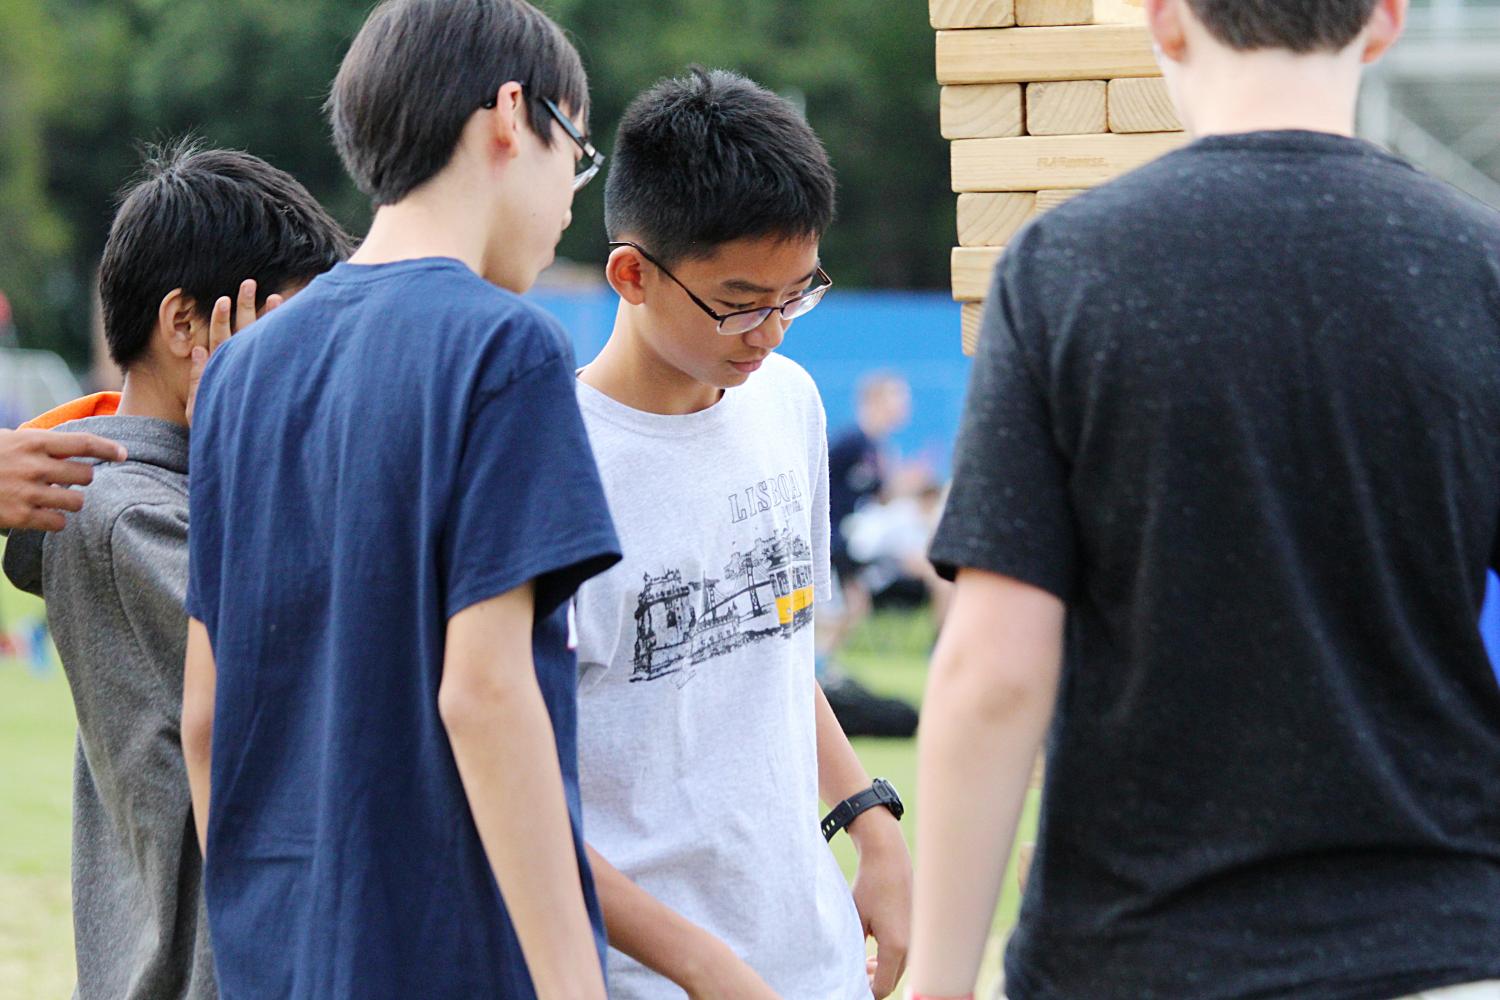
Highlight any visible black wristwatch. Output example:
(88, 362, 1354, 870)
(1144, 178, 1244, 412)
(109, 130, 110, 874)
(821, 778, 904, 842)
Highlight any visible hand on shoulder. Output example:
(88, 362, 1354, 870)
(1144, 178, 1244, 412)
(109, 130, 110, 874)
(0, 428, 126, 532)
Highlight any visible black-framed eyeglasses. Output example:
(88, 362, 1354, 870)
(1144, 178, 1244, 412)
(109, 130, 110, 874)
(608, 241, 833, 336)
(481, 89, 604, 191)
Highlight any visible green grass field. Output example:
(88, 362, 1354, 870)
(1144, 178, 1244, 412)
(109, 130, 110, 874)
(0, 556, 1032, 998)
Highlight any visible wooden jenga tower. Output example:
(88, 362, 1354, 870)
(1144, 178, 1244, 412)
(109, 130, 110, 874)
(932, 0, 1186, 354)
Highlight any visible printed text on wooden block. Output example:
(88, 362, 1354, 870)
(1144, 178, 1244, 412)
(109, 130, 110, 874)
(952, 131, 1187, 191)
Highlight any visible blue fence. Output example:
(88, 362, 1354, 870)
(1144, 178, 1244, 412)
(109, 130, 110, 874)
(530, 285, 1500, 681)
(528, 287, 972, 475)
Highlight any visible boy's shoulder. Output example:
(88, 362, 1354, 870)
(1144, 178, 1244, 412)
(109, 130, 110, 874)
(219, 261, 573, 393)
(47, 416, 187, 551)
(59, 466, 187, 566)
(748, 353, 821, 409)
(747, 353, 824, 436)
(4, 458, 185, 602)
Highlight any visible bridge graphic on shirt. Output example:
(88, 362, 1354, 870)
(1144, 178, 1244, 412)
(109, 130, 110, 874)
(630, 526, 815, 683)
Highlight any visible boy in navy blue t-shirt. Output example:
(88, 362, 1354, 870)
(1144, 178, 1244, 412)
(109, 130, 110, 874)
(181, 2, 620, 997)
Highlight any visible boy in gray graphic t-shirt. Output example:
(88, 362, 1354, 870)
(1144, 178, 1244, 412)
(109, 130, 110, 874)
(570, 70, 913, 1000)
(2, 144, 348, 1000)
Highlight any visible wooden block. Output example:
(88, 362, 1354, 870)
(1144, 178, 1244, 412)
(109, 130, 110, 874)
(936, 24, 1158, 85)
(1092, 0, 1146, 23)
(1035, 188, 1087, 213)
(962, 303, 986, 356)
(952, 246, 1004, 302)
(958, 192, 1035, 246)
(952, 131, 1186, 191)
(941, 85, 1024, 140)
(1108, 77, 1182, 133)
(1017, 0, 1093, 25)
(930, 0, 1015, 28)
(1026, 80, 1107, 135)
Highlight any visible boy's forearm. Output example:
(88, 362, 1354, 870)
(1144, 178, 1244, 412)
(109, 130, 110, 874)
(182, 618, 216, 854)
(909, 679, 1040, 994)
(814, 679, 874, 807)
(443, 680, 606, 999)
(814, 679, 907, 846)
(585, 844, 727, 990)
(909, 573, 1064, 996)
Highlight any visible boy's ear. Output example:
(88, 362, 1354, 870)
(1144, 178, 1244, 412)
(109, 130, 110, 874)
(1145, 0, 1188, 63)
(1361, 0, 1408, 64)
(481, 80, 527, 160)
(605, 245, 649, 306)
(157, 287, 201, 361)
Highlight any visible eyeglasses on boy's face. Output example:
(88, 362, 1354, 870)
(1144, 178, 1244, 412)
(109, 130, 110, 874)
(608, 241, 834, 336)
(481, 89, 605, 192)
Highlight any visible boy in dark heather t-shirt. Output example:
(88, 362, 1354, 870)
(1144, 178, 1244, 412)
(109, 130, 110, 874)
(908, 2, 1500, 1000)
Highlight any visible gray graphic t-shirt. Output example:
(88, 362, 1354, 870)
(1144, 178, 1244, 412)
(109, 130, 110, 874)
(574, 354, 869, 1000)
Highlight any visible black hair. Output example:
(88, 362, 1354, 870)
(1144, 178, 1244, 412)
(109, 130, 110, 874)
(98, 139, 353, 371)
(327, 0, 589, 206)
(604, 67, 836, 266)
(1186, 0, 1381, 53)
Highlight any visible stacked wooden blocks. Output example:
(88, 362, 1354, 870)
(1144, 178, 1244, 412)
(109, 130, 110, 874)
(933, 0, 1186, 354)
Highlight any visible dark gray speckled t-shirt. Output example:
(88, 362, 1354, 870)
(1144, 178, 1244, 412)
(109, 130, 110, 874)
(931, 131, 1500, 1000)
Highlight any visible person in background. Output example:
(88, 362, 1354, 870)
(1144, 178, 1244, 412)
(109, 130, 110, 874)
(818, 371, 919, 737)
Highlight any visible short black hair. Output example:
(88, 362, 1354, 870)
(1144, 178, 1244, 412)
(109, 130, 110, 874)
(328, 0, 589, 206)
(98, 140, 353, 371)
(1187, 0, 1381, 53)
(605, 68, 836, 266)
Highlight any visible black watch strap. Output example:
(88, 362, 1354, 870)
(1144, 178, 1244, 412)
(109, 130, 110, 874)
(821, 778, 904, 842)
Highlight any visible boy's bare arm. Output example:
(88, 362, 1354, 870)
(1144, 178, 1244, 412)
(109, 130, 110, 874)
(908, 569, 1065, 997)
(814, 680, 913, 998)
(442, 583, 606, 1000)
(586, 845, 778, 999)
(183, 618, 217, 854)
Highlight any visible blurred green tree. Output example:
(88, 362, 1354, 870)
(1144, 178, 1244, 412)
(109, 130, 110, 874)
(1, 0, 952, 366)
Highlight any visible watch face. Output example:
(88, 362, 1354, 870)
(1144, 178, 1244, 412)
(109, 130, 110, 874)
(874, 778, 905, 820)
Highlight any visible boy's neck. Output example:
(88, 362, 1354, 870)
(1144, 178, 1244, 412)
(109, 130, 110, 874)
(352, 192, 489, 276)
(1176, 48, 1363, 140)
(116, 368, 187, 427)
(579, 307, 724, 416)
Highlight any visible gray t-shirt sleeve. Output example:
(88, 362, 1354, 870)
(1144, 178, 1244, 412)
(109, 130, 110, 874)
(929, 244, 1078, 600)
(110, 502, 191, 692)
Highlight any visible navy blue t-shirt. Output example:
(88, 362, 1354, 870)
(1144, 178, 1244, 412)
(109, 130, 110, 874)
(186, 259, 621, 998)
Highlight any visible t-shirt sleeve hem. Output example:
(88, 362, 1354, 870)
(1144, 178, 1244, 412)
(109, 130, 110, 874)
(928, 543, 1073, 603)
(445, 533, 623, 622)
(814, 571, 835, 604)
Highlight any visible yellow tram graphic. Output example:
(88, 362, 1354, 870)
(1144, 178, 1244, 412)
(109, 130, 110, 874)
(631, 527, 815, 682)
